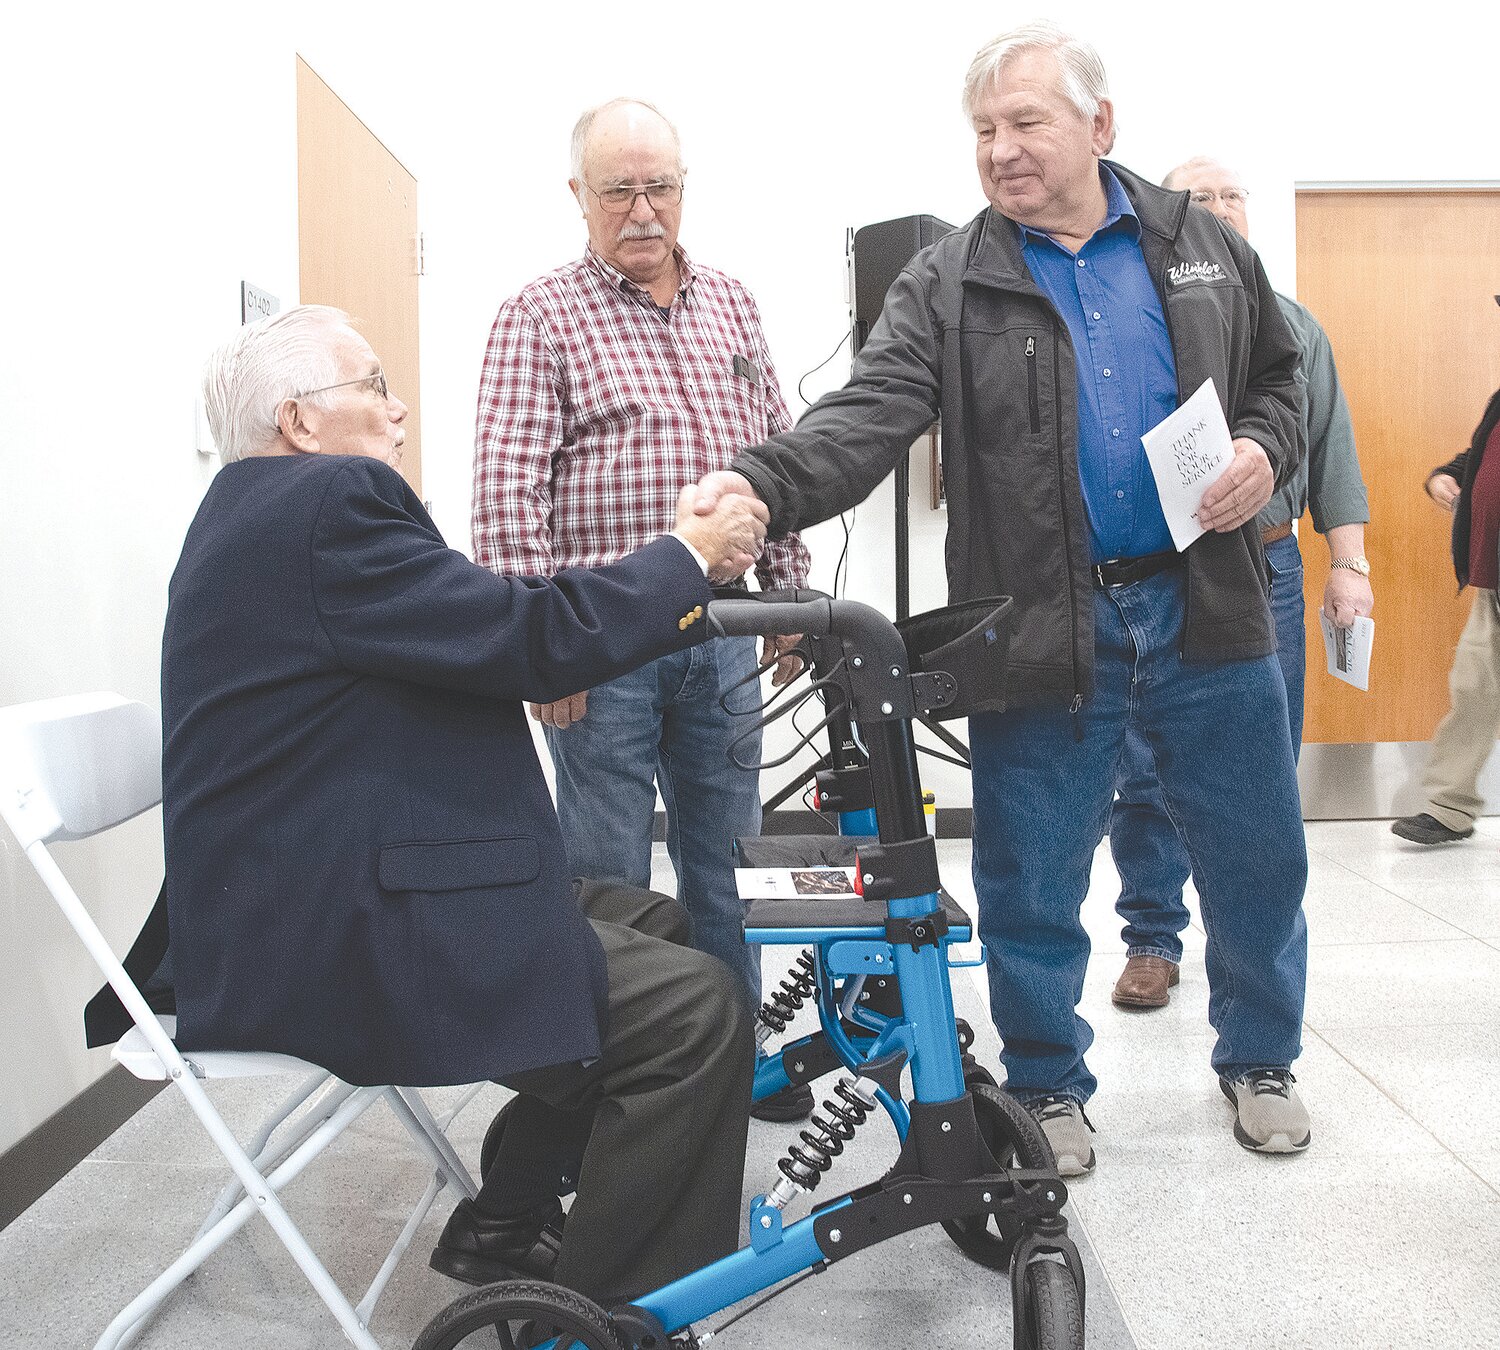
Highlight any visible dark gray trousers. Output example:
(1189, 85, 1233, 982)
(483, 880, 754, 1306)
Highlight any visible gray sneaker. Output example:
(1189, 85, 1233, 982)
(1220, 1069, 1311, 1154)
(1025, 1095, 1096, 1176)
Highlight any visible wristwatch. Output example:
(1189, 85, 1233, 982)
(1330, 556, 1372, 577)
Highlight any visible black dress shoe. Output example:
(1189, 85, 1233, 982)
(750, 1081, 815, 1122)
(1391, 812, 1474, 845)
(430, 1196, 565, 1287)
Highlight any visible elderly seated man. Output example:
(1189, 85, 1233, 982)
(164, 304, 764, 1309)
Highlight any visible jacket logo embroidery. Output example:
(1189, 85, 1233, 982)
(1167, 261, 1229, 286)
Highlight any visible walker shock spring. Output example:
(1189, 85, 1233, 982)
(776, 1076, 878, 1192)
(757, 949, 817, 1039)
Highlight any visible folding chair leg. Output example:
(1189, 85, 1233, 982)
(100, 1083, 389, 1350)
(188, 1072, 347, 1250)
(392, 1087, 480, 1199)
(356, 1169, 446, 1325)
(433, 1081, 487, 1132)
(347, 1092, 483, 1326)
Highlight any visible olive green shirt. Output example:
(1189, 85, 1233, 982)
(1259, 292, 1370, 533)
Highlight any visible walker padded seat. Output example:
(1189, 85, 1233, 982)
(735, 833, 970, 938)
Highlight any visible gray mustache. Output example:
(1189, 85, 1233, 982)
(617, 221, 666, 242)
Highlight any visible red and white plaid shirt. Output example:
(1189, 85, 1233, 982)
(472, 246, 810, 589)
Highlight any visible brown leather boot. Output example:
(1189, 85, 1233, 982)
(1111, 955, 1179, 1010)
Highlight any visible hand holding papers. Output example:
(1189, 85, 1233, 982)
(1319, 613, 1374, 691)
(1142, 379, 1235, 551)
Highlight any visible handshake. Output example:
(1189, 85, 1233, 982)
(672, 471, 768, 584)
(539, 471, 791, 730)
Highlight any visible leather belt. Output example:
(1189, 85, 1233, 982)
(1092, 551, 1183, 590)
(1261, 520, 1293, 545)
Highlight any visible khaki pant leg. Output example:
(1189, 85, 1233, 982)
(1422, 590, 1500, 831)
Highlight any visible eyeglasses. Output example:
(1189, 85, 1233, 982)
(586, 181, 684, 215)
(295, 370, 390, 400)
(1189, 189, 1250, 208)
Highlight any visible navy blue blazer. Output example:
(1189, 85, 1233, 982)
(161, 454, 713, 1087)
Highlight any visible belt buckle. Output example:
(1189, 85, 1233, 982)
(1094, 559, 1119, 589)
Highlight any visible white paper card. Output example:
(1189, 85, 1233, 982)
(1141, 378, 1235, 552)
(1319, 614, 1374, 691)
(734, 867, 859, 900)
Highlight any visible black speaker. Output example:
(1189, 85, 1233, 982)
(850, 214, 955, 354)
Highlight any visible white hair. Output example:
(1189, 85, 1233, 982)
(568, 96, 683, 211)
(962, 21, 1110, 125)
(201, 304, 352, 465)
(1161, 156, 1241, 191)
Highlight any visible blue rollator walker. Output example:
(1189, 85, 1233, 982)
(418, 591, 1086, 1350)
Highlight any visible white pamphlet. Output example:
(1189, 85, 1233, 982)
(1141, 378, 1235, 552)
(734, 867, 860, 901)
(1319, 614, 1374, 691)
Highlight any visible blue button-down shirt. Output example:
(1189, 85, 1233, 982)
(1020, 168, 1179, 562)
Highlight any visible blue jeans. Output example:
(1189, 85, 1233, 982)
(546, 638, 763, 1008)
(971, 567, 1307, 1102)
(1109, 532, 1305, 962)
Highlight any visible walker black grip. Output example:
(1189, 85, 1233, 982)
(707, 597, 834, 639)
(708, 596, 914, 682)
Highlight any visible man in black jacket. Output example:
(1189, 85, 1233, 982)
(1392, 372, 1500, 845)
(697, 22, 1311, 1171)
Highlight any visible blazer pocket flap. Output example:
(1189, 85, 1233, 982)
(379, 836, 540, 893)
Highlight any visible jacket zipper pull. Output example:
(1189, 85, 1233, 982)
(1069, 692, 1083, 743)
(1024, 336, 1041, 434)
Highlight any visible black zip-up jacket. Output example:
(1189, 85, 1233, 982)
(1430, 386, 1500, 590)
(732, 161, 1304, 709)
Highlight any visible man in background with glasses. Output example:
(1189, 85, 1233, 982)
(1104, 156, 1374, 1012)
(471, 97, 813, 1122)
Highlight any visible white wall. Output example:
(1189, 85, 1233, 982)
(0, 12, 306, 1156)
(2, 0, 1496, 1155)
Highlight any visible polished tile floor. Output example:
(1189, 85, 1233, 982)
(0, 819, 1495, 1348)
(955, 817, 1500, 1350)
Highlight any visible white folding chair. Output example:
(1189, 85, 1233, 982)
(0, 692, 484, 1349)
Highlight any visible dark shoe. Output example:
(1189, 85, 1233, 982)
(750, 1081, 814, 1122)
(1391, 813, 1474, 845)
(429, 1196, 565, 1287)
(1111, 955, 1180, 1010)
(1220, 1069, 1311, 1154)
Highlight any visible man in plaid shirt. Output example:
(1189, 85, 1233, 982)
(472, 98, 811, 1090)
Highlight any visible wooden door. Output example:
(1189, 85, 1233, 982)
(1295, 189, 1500, 744)
(296, 56, 423, 495)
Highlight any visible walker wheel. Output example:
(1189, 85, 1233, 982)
(414, 1279, 626, 1350)
(941, 1081, 1054, 1270)
(961, 1060, 997, 1089)
(1013, 1257, 1085, 1350)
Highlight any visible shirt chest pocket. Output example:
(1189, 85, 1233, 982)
(696, 353, 768, 440)
(564, 356, 690, 436)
